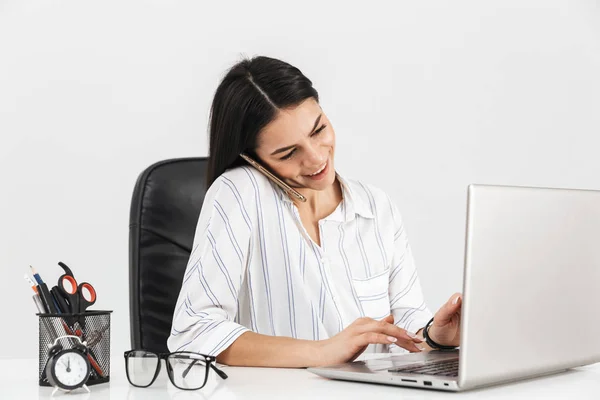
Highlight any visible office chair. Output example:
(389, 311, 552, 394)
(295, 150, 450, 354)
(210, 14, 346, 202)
(129, 157, 208, 353)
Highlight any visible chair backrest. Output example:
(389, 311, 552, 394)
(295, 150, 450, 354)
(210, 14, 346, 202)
(129, 157, 208, 353)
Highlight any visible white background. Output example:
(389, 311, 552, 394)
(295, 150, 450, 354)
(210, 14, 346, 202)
(1, 0, 598, 359)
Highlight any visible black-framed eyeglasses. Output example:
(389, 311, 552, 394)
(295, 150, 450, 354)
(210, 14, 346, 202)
(124, 350, 228, 390)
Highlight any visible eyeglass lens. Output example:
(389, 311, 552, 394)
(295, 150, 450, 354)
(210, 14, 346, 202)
(168, 353, 208, 389)
(126, 350, 159, 387)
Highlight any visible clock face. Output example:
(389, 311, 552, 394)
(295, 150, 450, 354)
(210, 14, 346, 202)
(52, 350, 90, 388)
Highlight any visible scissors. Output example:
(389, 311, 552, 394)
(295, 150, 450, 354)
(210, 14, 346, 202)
(51, 262, 104, 378)
(55, 261, 97, 314)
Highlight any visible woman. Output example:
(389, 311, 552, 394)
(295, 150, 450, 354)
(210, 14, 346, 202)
(168, 56, 462, 367)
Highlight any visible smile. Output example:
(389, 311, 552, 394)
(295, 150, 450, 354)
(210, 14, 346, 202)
(306, 162, 327, 176)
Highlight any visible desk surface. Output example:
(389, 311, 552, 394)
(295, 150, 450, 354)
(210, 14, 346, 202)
(3, 356, 600, 399)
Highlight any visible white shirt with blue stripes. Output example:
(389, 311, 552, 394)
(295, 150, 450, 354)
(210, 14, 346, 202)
(168, 165, 433, 357)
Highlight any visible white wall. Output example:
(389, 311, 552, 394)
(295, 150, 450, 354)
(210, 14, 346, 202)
(1, 0, 598, 359)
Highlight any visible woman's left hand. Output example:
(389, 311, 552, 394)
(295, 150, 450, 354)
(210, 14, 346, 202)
(428, 293, 462, 347)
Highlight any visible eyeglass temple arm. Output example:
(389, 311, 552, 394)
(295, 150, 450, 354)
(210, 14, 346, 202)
(210, 363, 228, 380)
(181, 359, 229, 380)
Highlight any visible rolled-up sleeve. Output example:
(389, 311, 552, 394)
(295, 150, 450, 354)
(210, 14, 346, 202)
(167, 176, 253, 356)
(387, 198, 433, 338)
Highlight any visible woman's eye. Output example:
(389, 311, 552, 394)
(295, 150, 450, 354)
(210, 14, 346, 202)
(281, 149, 296, 160)
(312, 124, 327, 137)
(280, 124, 327, 161)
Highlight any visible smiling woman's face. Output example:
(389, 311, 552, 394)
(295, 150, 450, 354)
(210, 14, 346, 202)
(253, 98, 336, 192)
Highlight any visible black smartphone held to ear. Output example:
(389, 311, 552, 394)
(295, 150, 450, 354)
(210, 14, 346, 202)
(239, 153, 307, 202)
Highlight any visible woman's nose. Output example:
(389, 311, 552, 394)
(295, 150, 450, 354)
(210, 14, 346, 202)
(304, 144, 325, 166)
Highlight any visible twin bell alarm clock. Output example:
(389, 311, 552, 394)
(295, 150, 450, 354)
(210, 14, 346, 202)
(45, 335, 91, 396)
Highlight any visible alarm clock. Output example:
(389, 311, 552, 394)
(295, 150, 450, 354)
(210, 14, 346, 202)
(45, 335, 91, 396)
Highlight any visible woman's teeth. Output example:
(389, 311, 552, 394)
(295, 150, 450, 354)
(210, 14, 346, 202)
(308, 162, 326, 176)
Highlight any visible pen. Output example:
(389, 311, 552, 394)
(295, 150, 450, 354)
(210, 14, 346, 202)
(50, 287, 69, 315)
(32, 294, 45, 313)
(25, 274, 47, 313)
(30, 266, 57, 314)
(24, 275, 39, 295)
(26, 275, 59, 340)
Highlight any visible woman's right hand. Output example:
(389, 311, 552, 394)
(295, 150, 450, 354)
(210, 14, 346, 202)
(314, 315, 425, 367)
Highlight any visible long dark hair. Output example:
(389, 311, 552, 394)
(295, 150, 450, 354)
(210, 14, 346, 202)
(206, 56, 319, 186)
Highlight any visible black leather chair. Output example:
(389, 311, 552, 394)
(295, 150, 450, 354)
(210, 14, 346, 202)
(129, 157, 208, 353)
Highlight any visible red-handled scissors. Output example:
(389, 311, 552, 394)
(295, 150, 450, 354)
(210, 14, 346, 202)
(56, 261, 97, 314)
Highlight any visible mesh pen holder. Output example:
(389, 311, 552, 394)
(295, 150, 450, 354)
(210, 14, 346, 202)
(38, 310, 112, 387)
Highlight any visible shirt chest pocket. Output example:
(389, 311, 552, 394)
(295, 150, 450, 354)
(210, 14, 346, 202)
(352, 269, 391, 320)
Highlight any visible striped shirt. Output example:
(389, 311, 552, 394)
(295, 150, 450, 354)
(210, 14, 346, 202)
(167, 166, 433, 356)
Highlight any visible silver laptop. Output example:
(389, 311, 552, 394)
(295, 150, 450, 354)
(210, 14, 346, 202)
(308, 184, 600, 391)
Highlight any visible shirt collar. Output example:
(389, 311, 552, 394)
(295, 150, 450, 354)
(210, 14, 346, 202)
(276, 170, 375, 222)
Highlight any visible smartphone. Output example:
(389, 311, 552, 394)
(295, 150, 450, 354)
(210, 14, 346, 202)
(239, 153, 307, 202)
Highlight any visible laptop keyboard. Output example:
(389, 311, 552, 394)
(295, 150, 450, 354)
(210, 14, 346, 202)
(388, 358, 459, 377)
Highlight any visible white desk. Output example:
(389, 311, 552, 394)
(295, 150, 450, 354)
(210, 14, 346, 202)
(3, 356, 600, 399)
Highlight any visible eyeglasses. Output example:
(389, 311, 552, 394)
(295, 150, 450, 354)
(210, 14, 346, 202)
(124, 350, 228, 390)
